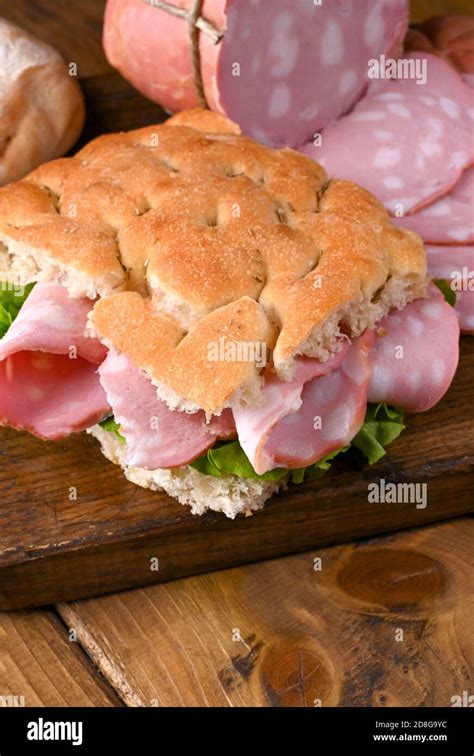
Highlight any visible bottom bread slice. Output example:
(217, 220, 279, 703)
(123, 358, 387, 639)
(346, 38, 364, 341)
(88, 425, 286, 518)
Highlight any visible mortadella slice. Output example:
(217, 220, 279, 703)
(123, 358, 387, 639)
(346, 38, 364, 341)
(0, 282, 109, 439)
(233, 335, 372, 475)
(393, 166, 474, 244)
(425, 244, 474, 334)
(368, 285, 460, 411)
(98, 349, 235, 469)
(463, 73, 474, 88)
(302, 53, 474, 214)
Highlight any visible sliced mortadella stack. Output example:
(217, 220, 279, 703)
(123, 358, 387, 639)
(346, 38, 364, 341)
(302, 53, 474, 214)
(98, 349, 236, 469)
(233, 334, 374, 475)
(368, 285, 460, 411)
(0, 282, 109, 439)
(425, 245, 474, 334)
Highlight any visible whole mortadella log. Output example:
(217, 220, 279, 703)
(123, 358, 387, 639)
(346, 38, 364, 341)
(103, 0, 409, 148)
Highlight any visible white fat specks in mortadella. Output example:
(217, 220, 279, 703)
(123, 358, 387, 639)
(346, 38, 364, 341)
(302, 53, 474, 214)
(424, 245, 474, 334)
(368, 285, 460, 411)
(393, 166, 474, 244)
(233, 334, 373, 475)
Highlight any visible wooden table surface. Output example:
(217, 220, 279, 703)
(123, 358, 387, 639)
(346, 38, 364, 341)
(1, 0, 473, 707)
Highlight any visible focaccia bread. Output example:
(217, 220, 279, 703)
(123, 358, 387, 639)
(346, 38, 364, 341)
(0, 108, 427, 417)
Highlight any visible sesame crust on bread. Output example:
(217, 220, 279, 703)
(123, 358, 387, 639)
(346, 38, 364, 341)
(0, 108, 427, 414)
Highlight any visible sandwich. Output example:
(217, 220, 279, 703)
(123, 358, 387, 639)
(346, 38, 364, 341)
(0, 109, 460, 518)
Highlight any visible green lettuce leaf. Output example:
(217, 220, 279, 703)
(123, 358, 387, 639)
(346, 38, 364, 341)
(433, 278, 457, 307)
(0, 282, 35, 338)
(190, 441, 350, 483)
(351, 403, 405, 465)
(191, 441, 288, 481)
(99, 416, 126, 444)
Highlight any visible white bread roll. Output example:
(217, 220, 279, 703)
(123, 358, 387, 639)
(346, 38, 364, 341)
(0, 18, 85, 185)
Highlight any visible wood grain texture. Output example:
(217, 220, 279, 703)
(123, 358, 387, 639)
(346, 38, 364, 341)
(78, 73, 166, 144)
(0, 0, 473, 610)
(0, 608, 123, 706)
(1, 339, 473, 610)
(411, 0, 474, 22)
(1, 0, 473, 710)
(56, 518, 474, 707)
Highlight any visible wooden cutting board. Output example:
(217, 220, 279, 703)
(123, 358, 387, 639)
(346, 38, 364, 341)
(0, 0, 473, 610)
(1, 339, 473, 610)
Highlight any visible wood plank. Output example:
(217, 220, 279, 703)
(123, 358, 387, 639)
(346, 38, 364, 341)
(0, 608, 122, 706)
(56, 518, 474, 707)
(1, 338, 473, 610)
(79, 73, 167, 145)
(411, 0, 474, 22)
(0, 0, 473, 611)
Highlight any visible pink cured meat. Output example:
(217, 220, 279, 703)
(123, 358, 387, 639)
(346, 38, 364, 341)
(392, 166, 474, 244)
(463, 73, 474, 88)
(0, 282, 109, 439)
(98, 349, 236, 469)
(233, 335, 373, 475)
(368, 285, 460, 411)
(301, 53, 474, 213)
(425, 244, 474, 334)
(103, 0, 408, 148)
